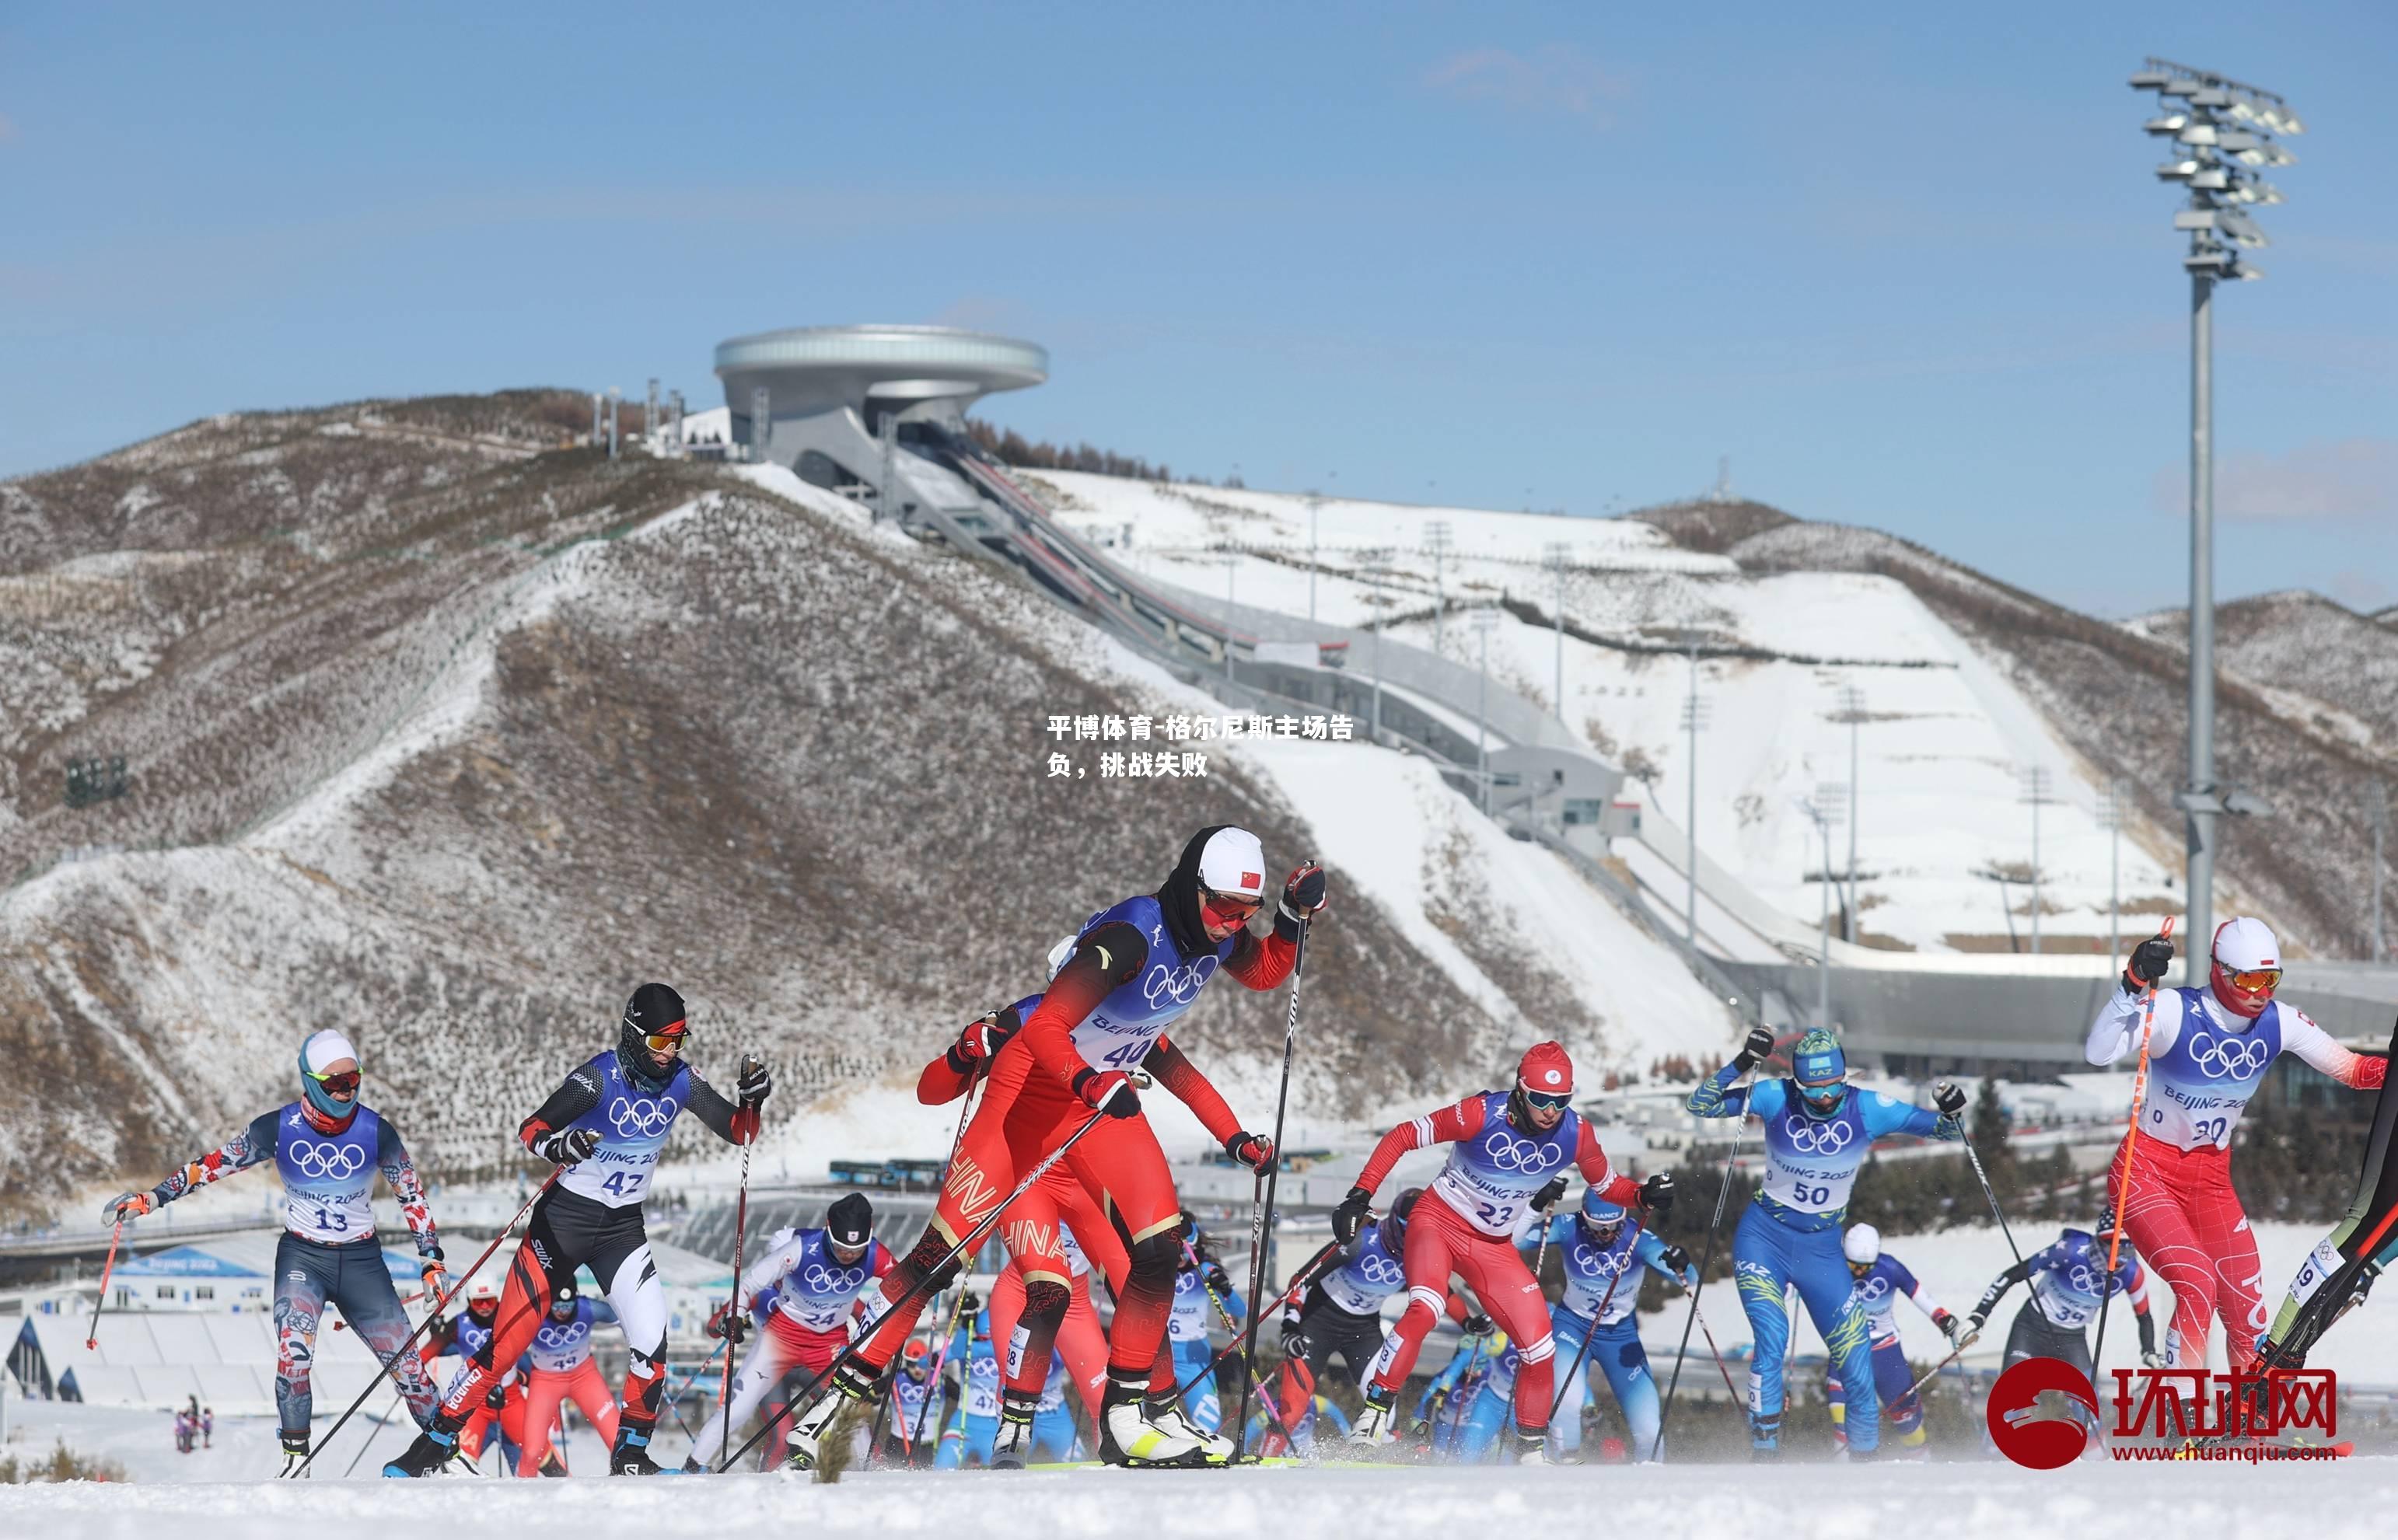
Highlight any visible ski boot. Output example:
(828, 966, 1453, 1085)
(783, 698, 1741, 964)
(1097, 1374, 1209, 1468)
(1348, 1388, 1399, 1451)
(1513, 1428, 1552, 1466)
(538, 1447, 571, 1477)
(680, 1454, 705, 1475)
(784, 1361, 876, 1471)
(609, 1426, 666, 1475)
(383, 1424, 460, 1479)
(989, 1392, 1038, 1470)
(1145, 1395, 1232, 1466)
(277, 1430, 311, 1480)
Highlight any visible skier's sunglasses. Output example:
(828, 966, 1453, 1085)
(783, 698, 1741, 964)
(1199, 886, 1264, 927)
(636, 1020, 690, 1054)
(2225, 966, 2281, 993)
(1521, 1088, 1573, 1112)
(306, 1068, 362, 1097)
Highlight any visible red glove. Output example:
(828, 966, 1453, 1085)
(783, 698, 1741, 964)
(1281, 862, 1328, 922)
(1071, 1068, 1141, 1119)
(954, 1010, 1018, 1068)
(1222, 1131, 1275, 1171)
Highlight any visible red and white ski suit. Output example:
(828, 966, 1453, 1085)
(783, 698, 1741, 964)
(2089, 982, 2382, 1371)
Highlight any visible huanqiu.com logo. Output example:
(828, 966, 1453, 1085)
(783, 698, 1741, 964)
(1986, 1358, 2346, 1468)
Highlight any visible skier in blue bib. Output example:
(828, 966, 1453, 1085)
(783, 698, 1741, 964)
(1527, 1189, 1696, 1461)
(1687, 1026, 1966, 1459)
(1829, 1224, 1962, 1458)
(106, 1028, 447, 1477)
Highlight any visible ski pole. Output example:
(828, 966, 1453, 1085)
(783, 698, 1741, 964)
(341, 1382, 411, 1476)
(1652, 1063, 1752, 1461)
(1692, 1301, 1745, 1402)
(1173, 1241, 1341, 1405)
(291, 1168, 555, 1478)
(1187, 1238, 1298, 1445)
(332, 1291, 428, 1332)
(717, 1054, 762, 1479)
(2090, 918, 2173, 1379)
(1545, 1220, 1642, 1423)
(715, 1108, 1113, 1473)
(1231, 907, 1309, 1463)
(85, 1220, 125, 1350)
(1903, 1327, 1980, 1402)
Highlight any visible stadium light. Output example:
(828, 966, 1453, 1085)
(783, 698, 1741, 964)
(2130, 55, 2302, 952)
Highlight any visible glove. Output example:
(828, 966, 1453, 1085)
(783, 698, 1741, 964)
(736, 1056, 771, 1108)
(1934, 1081, 1967, 1116)
(1204, 1262, 1234, 1297)
(1222, 1131, 1275, 1172)
(1331, 1186, 1373, 1247)
(954, 1010, 1017, 1067)
(1281, 1320, 1309, 1361)
(103, 1191, 154, 1223)
(1640, 1172, 1675, 1218)
(420, 1250, 449, 1301)
(1933, 1308, 1961, 1343)
(1461, 1313, 1492, 1339)
(705, 1301, 748, 1343)
(961, 1290, 982, 1317)
(2127, 934, 2176, 988)
(1659, 1243, 1693, 1279)
(1071, 1068, 1141, 1119)
(535, 1126, 602, 1165)
(2141, 1350, 2169, 1369)
(1280, 862, 1328, 923)
(1732, 1025, 1776, 1073)
(1967, 1311, 1987, 1333)
(1532, 1175, 1568, 1212)
(484, 1383, 508, 1413)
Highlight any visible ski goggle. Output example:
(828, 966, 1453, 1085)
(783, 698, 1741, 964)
(2224, 966, 2281, 993)
(1798, 1081, 1844, 1110)
(1520, 1087, 1572, 1112)
(1200, 886, 1264, 927)
(306, 1068, 362, 1097)
(641, 1026, 689, 1053)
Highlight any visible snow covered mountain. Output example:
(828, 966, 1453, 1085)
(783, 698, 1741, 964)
(0, 396, 1732, 1224)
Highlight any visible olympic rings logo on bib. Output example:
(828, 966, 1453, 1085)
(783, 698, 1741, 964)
(1141, 955, 1219, 1009)
(534, 1322, 584, 1350)
(1358, 1254, 1405, 1288)
(2187, 1032, 2271, 1080)
(288, 1140, 365, 1179)
(1782, 1115, 1854, 1155)
(1485, 1134, 1566, 1172)
(802, 1262, 863, 1294)
(609, 1095, 678, 1137)
(2066, 1263, 2101, 1296)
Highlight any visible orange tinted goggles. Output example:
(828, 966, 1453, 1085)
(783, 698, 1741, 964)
(2226, 967, 2281, 993)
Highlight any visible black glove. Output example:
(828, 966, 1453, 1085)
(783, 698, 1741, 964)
(1222, 1131, 1275, 1172)
(1071, 1068, 1142, 1119)
(1933, 1308, 1962, 1343)
(706, 1301, 749, 1343)
(1640, 1172, 1675, 1217)
(484, 1383, 508, 1413)
(536, 1126, 601, 1165)
(1934, 1081, 1967, 1116)
(1461, 1313, 1492, 1338)
(2127, 934, 2176, 987)
(1532, 1175, 1568, 1212)
(1967, 1310, 1987, 1333)
(1660, 1243, 1693, 1277)
(1732, 1025, 1776, 1073)
(737, 1055, 771, 1107)
(1281, 862, 1328, 922)
(1204, 1262, 1234, 1297)
(1281, 1319, 1309, 1361)
(1331, 1186, 1373, 1247)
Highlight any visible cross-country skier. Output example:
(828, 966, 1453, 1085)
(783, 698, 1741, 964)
(516, 1283, 621, 1475)
(1411, 1319, 1499, 1458)
(1827, 1224, 1961, 1458)
(2249, 1021, 2398, 1374)
(1966, 1222, 2162, 1448)
(1529, 1189, 1696, 1462)
(681, 1192, 887, 1472)
(1687, 1026, 1966, 1460)
(2088, 920, 2383, 1373)
(880, 1339, 939, 1466)
(421, 1276, 527, 1470)
(1339, 1041, 1666, 1462)
(103, 1028, 447, 1477)
(385, 983, 770, 1476)
(794, 826, 1324, 1469)
(935, 1304, 1001, 1468)
(1167, 1217, 1243, 1435)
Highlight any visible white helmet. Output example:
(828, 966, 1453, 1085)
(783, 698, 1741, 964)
(1843, 1224, 1881, 1267)
(2209, 916, 2282, 1019)
(1197, 827, 1267, 899)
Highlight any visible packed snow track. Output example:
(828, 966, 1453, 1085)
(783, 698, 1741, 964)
(6, 1459, 2391, 1538)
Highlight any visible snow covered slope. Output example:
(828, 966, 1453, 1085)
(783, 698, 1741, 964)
(1029, 473, 2186, 959)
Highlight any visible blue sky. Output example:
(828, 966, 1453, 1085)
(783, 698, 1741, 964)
(3, 2, 2391, 616)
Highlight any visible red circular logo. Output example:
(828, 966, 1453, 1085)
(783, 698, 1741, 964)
(1987, 1356, 2099, 1469)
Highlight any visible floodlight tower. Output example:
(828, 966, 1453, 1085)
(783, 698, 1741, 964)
(1426, 521, 1454, 655)
(2131, 58, 2302, 952)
